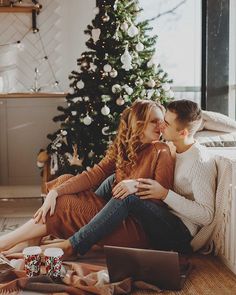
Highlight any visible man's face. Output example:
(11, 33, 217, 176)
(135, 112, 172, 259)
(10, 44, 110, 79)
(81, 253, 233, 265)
(161, 110, 182, 141)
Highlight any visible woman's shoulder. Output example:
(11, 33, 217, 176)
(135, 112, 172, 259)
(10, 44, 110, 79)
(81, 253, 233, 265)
(152, 141, 171, 152)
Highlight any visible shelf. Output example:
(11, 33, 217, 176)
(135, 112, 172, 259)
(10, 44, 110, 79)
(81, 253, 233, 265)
(0, 6, 40, 13)
(0, 92, 66, 99)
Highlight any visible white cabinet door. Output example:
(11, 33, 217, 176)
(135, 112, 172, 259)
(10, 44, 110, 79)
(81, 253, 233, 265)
(0, 96, 66, 185)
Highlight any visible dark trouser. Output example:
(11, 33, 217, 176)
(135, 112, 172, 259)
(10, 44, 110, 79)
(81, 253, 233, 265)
(69, 181, 192, 255)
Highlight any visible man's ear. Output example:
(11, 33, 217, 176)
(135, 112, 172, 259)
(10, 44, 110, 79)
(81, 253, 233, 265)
(179, 128, 189, 137)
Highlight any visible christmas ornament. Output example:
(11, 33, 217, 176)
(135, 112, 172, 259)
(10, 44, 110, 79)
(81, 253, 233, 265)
(116, 96, 125, 105)
(50, 153, 58, 175)
(68, 87, 74, 94)
(72, 97, 80, 103)
(103, 64, 112, 72)
(121, 46, 133, 71)
(110, 69, 118, 78)
(84, 96, 90, 101)
(102, 13, 110, 22)
(121, 22, 129, 31)
(112, 84, 122, 93)
(147, 55, 157, 68)
(123, 95, 130, 102)
(162, 83, 171, 91)
(91, 28, 101, 43)
(127, 23, 139, 37)
(56, 143, 62, 148)
(83, 115, 92, 125)
(166, 90, 174, 99)
(71, 111, 77, 116)
(135, 41, 144, 52)
(93, 7, 99, 14)
(90, 63, 97, 71)
(147, 79, 156, 88)
(81, 61, 88, 68)
(101, 105, 110, 116)
(69, 145, 83, 167)
(77, 80, 84, 89)
(123, 84, 133, 95)
(135, 78, 143, 86)
(88, 150, 95, 158)
(61, 130, 67, 136)
(37, 161, 44, 168)
(147, 89, 155, 99)
(102, 126, 110, 135)
(156, 90, 161, 97)
(101, 94, 111, 102)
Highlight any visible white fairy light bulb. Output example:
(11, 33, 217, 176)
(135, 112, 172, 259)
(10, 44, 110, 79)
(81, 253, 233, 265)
(127, 23, 139, 37)
(101, 105, 110, 116)
(83, 114, 92, 125)
(77, 81, 84, 89)
(103, 64, 112, 72)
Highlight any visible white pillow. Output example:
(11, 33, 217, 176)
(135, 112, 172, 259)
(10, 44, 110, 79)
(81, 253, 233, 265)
(201, 111, 236, 132)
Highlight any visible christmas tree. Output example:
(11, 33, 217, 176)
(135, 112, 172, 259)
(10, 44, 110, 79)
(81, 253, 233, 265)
(44, 0, 174, 176)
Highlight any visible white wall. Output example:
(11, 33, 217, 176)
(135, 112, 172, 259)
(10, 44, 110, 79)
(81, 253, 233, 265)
(0, 0, 95, 92)
(59, 0, 95, 90)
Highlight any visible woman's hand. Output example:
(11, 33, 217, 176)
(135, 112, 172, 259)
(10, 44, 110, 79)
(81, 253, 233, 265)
(112, 180, 138, 199)
(34, 190, 58, 224)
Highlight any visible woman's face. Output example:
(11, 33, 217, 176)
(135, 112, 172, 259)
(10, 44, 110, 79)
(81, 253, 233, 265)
(142, 106, 164, 143)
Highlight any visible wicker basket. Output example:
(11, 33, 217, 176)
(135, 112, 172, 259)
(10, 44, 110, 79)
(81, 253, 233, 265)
(0, 0, 11, 6)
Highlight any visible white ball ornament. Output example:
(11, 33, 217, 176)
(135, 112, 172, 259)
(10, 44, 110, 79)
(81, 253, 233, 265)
(68, 87, 74, 94)
(93, 7, 99, 14)
(71, 111, 77, 116)
(162, 83, 171, 91)
(103, 64, 112, 72)
(83, 115, 92, 125)
(61, 130, 67, 136)
(136, 41, 144, 52)
(121, 22, 129, 31)
(101, 105, 110, 116)
(110, 69, 118, 78)
(116, 97, 125, 105)
(127, 24, 139, 37)
(77, 81, 84, 89)
(112, 84, 122, 93)
(84, 96, 90, 101)
(147, 79, 156, 88)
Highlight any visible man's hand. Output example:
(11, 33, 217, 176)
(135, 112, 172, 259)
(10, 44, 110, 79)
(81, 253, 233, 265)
(34, 190, 58, 224)
(112, 180, 138, 199)
(136, 178, 168, 200)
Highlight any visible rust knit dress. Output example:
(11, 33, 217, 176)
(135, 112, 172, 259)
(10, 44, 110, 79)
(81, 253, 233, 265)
(45, 142, 174, 249)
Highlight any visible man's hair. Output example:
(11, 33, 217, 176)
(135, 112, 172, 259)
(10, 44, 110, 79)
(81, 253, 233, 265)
(166, 99, 202, 135)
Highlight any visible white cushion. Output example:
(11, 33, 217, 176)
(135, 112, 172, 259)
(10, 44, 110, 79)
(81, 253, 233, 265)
(195, 130, 236, 147)
(201, 111, 236, 133)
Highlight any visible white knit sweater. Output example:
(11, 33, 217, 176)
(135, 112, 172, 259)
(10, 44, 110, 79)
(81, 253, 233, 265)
(164, 142, 217, 237)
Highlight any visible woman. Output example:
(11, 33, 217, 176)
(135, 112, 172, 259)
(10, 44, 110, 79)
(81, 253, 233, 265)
(0, 100, 175, 256)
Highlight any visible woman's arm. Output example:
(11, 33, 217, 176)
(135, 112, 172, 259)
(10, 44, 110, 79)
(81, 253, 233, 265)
(52, 155, 116, 197)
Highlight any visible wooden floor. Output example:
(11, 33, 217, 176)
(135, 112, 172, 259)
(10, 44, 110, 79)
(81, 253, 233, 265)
(0, 198, 236, 294)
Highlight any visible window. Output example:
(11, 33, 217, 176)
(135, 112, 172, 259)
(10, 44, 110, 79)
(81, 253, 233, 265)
(139, 0, 201, 104)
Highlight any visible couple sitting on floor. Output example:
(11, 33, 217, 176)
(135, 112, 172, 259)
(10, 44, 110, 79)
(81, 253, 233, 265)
(0, 99, 217, 258)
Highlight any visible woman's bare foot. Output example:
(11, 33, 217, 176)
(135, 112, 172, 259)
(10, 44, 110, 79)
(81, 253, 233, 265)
(40, 239, 75, 259)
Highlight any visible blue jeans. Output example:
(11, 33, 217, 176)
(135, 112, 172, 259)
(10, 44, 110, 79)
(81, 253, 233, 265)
(94, 174, 115, 202)
(69, 177, 192, 255)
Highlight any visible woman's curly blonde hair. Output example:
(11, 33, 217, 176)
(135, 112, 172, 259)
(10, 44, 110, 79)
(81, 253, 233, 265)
(106, 100, 165, 179)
